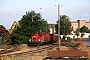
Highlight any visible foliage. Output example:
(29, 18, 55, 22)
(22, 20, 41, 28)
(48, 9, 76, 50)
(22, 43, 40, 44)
(10, 10, 50, 45)
(87, 29, 90, 33)
(55, 15, 72, 35)
(0, 45, 5, 49)
(80, 25, 88, 33)
(81, 33, 84, 38)
(75, 28, 80, 38)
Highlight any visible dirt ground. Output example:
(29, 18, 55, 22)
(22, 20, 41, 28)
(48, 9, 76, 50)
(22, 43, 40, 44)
(78, 44, 90, 60)
(0, 46, 70, 60)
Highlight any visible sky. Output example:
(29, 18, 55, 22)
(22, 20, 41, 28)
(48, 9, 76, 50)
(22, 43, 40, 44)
(0, 0, 90, 29)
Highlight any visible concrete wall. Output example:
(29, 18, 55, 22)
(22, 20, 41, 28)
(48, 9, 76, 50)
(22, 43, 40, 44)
(59, 32, 90, 39)
(66, 32, 90, 39)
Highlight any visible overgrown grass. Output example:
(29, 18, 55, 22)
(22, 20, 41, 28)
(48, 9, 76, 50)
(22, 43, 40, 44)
(0, 45, 5, 49)
(0, 54, 45, 60)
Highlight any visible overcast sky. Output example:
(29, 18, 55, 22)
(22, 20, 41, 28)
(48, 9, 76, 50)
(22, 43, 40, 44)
(0, 0, 90, 29)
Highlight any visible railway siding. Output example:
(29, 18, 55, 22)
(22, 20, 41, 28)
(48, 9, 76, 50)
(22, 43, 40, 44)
(0, 44, 57, 57)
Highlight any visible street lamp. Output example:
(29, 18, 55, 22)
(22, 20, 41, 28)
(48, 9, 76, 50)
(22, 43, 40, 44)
(40, 8, 42, 18)
(55, 4, 63, 50)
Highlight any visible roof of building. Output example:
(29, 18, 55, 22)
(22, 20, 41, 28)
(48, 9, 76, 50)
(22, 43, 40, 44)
(70, 21, 77, 23)
(48, 50, 88, 57)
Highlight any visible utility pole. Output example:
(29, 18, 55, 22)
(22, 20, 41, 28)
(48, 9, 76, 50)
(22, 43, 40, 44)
(58, 4, 60, 50)
(46, 19, 47, 33)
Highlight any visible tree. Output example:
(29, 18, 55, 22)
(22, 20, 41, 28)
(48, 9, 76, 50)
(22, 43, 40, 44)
(87, 29, 90, 33)
(55, 15, 72, 35)
(75, 28, 80, 38)
(80, 25, 88, 33)
(81, 33, 84, 38)
(10, 10, 50, 45)
(87, 29, 90, 38)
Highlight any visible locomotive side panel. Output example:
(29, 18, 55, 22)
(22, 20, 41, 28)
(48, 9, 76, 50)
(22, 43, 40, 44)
(43, 33, 51, 43)
(53, 34, 58, 42)
(29, 33, 58, 45)
(50, 34, 58, 42)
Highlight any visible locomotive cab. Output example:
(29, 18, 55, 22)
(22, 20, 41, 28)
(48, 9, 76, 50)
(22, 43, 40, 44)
(29, 33, 44, 45)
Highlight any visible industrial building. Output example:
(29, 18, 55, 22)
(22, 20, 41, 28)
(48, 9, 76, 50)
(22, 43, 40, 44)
(49, 20, 90, 34)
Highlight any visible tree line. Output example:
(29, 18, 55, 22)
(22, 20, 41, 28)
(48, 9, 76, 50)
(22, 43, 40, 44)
(6, 10, 90, 45)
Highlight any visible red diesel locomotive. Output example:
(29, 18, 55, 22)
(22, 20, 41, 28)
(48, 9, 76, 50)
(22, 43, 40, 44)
(29, 33, 58, 45)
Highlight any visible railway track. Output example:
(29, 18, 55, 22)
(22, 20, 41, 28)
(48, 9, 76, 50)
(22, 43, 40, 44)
(0, 43, 58, 56)
(29, 44, 57, 53)
(0, 45, 20, 55)
(61, 42, 78, 50)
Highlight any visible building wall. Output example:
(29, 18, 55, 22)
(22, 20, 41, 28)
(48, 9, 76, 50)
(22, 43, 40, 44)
(49, 24, 56, 34)
(71, 22, 78, 31)
(71, 20, 90, 31)
(86, 22, 90, 29)
(78, 20, 86, 28)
